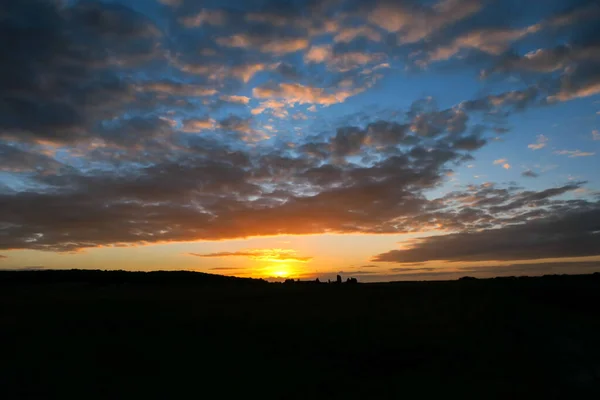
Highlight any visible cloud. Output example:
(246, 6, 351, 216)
(376, 261, 600, 281)
(1, 0, 598, 257)
(337, 270, 378, 276)
(181, 118, 215, 132)
(593, 130, 600, 141)
(220, 95, 251, 105)
(175, 61, 269, 83)
(488, 43, 600, 76)
(373, 204, 600, 263)
(253, 82, 363, 105)
(158, 0, 181, 7)
(428, 25, 541, 62)
(181, 9, 227, 28)
(0, 107, 484, 251)
(0, 82, 548, 252)
(0, 143, 70, 174)
(528, 134, 548, 150)
(0, 255, 7, 259)
(390, 267, 436, 272)
(140, 81, 217, 97)
(522, 170, 539, 178)
(217, 34, 309, 55)
(304, 45, 387, 71)
(189, 249, 312, 262)
(368, 0, 483, 44)
(334, 26, 382, 43)
(305, 45, 332, 63)
(547, 67, 600, 102)
(0, 1, 161, 144)
(554, 150, 595, 157)
(493, 158, 507, 165)
(208, 267, 245, 271)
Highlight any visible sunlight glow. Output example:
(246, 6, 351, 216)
(273, 269, 290, 278)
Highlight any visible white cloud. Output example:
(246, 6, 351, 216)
(220, 95, 251, 105)
(554, 150, 595, 157)
(528, 134, 548, 150)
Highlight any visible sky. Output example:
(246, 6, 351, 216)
(1, 0, 600, 282)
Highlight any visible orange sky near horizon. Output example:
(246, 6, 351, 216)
(2, 232, 600, 282)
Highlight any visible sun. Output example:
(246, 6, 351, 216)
(273, 269, 289, 278)
(269, 264, 291, 278)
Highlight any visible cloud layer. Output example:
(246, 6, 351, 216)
(0, 0, 599, 272)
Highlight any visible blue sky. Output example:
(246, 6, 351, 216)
(1, 0, 599, 281)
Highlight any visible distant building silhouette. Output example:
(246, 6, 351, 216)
(336, 275, 342, 284)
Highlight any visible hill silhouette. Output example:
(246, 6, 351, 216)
(0, 269, 268, 286)
(1, 270, 600, 399)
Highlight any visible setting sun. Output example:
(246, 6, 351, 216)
(273, 270, 290, 278)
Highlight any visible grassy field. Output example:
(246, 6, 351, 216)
(1, 271, 600, 399)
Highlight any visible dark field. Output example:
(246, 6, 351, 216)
(2, 271, 600, 399)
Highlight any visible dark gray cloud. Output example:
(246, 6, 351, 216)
(0, 1, 163, 144)
(0, 143, 71, 174)
(0, 0, 597, 260)
(373, 204, 600, 263)
(522, 170, 539, 178)
(354, 260, 600, 282)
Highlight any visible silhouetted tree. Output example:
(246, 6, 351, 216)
(315, 278, 320, 283)
(346, 278, 357, 284)
(336, 275, 342, 284)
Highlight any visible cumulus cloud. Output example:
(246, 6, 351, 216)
(428, 25, 541, 62)
(304, 44, 387, 71)
(0, 96, 495, 251)
(181, 118, 215, 132)
(334, 26, 382, 43)
(0, 1, 161, 144)
(368, 0, 482, 44)
(220, 95, 251, 105)
(217, 34, 309, 55)
(253, 82, 363, 105)
(0, 0, 597, 261)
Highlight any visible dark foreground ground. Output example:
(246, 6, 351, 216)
(1, 271, 600, 399)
